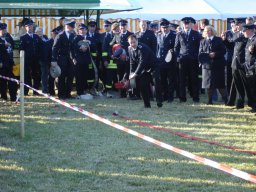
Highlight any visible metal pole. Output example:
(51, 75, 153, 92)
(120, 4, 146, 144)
(86, 10, 89, 25)
(20, 50, 25, 138)
(96, 10, 100, 29)
(83, 11, 86, 23)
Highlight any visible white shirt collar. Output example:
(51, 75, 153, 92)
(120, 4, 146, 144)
(163, 31, 170, 37)
(121, 31, 127, 35)
(185, 29, 191, 35)
(65, 31, 70, 38)
(207, 36, 214, 40)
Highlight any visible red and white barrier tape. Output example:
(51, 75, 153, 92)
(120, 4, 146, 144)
(112, 113, 256, 155)
(1, 74, 256, 184)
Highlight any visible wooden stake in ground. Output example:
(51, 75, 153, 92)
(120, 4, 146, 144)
(20, 50, 25, 138)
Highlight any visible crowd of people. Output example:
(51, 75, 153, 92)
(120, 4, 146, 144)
(0, 16, 255, 112)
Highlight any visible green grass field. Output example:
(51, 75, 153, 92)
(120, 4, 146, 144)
(0, 94, 256, 192)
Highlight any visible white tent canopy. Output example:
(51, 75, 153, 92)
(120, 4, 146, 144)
(99, 0, 256, 20)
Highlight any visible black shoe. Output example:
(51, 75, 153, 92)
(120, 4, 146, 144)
(222, 96, 228, 104)
(225, 101, 235, 106)
(144, 105, 151, 108)
(249, 108, 256, 113)
(128, 96, 140, 100)
(168, 98, 174, 103)
(207, 101, 213, 105)
(236, 99, 244, 109)
(157, 102, 163, 108)
(193, 98, 200, 103)
(66, 95, 75, 100)
(33, 92, 40, 96)
(179, 98, 187, 103)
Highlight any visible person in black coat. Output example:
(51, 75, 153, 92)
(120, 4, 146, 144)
(72, 23, 92, 96)
(136, 20, 158, 104)
(227, 18, 251, 109)
(127, 35, 155, 108)
(115, 20, 134, 98)
(174, 17, 202, 102)
(101, 20, 119, 98)
(0, 23, 17, 101)
(52, 20, 75, 99)
(157, 18, 176, 103)
(199, 26, 227, 104)
(221, 19, 237, 105)
(87, 21, 102, 91)
(35, 27, 49, 93)
(135, 20, 157, 54)
(20, 19, 42, 96)
(47, 28, 59, 96)
(242, 24, 256, 112)
(2, 23, 14, 50)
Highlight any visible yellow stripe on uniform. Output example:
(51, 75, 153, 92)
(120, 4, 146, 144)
(106, 60, 117, 69)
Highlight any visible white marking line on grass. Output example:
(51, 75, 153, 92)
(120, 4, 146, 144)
(1, 74, 256, 184)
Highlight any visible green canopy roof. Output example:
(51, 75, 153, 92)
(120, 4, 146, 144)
(0, 0, 142, 17)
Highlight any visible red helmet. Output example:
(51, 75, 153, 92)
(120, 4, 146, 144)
(112, 44, 122, 54)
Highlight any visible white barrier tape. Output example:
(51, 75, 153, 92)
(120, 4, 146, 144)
(0, 74, 256, 184)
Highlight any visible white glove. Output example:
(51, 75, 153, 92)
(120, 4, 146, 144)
(0, 62, 3, 68)
(73, 59, 77, 65)
(129, 73, 137, 80)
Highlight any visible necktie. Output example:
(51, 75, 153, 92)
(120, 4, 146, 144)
(163, 34, 166, 41)
(208, 38, 212, 51)
(186, 31, 189, 41)
(30, 34, 33, 39)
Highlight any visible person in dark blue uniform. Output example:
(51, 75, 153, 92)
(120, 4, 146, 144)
(0, 23, 17, 101)
(56, 17, 65, 32)
(111, 20, 134, 98)
(127, 34, 155, 108)
(2, 23, 14, 49)
(52, 20, 76, 99)
(169, 22, 180, 98)
(47, 28, 59, 96)
(135, 20, 157, 54)
(221, 19, 237, 105)
(72, 23, 92, 97)
(136, 19, 158, 103)
(87, 21, 102, 92)
(149, 22, 159, 37)
(101, 20, 119, 98)
(174, 17, 201, 102)
(242, 24, 256, 112)
(20, 19, 42, 96)
(227, 18, 252, 109)
(157, 18, 177, 103)
(199, 26, 227, 104)
(35, 27, 49, 93)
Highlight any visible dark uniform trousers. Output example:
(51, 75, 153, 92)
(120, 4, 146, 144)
(0, 68, 17, 101)
(223, 30, 236, 105)
(52, 31, 75, 99)
(244, 34, 256, 109)
(178, 58, 199, 101)
(174, 30, 201, 101)
(0, 38, 17, 101)
(20, 33, 41, 95)
(136, 72, 151, 107)
(47, 39, 55, 95)
(58, 56, 74, 98)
